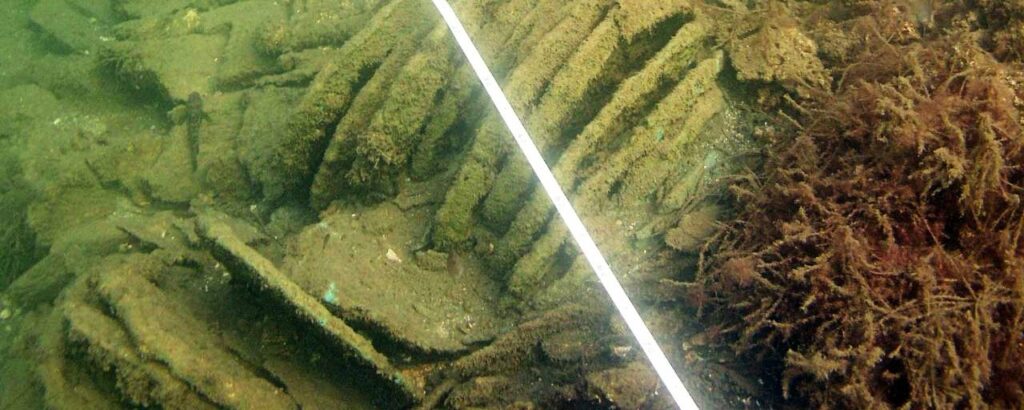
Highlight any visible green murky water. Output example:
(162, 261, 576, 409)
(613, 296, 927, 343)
(0, 0, 912, 408)
(4, 0, 748, 407)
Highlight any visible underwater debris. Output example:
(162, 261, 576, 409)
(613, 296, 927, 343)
(310, 22, 458, 207)
(1, 0, 770, 408)
(282, 205, 507, 355)
(197, 211, 422, 405)
(432, 0, 618, 249)
(261, 0, 436, 207)
(438, 303, 674, 409)
(724, 4, 827, 90)
(696, 4, 1024, 407)
(488, 16, 712, 273)
(96, 256, 300, 410)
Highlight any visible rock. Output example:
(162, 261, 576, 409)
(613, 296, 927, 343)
(201, 0, 288, 89)
(103, 34, 226, 102)
(30, 0, 111, 53)
(282, 205, 507, 355)
(64, 292, 218, 409)
(664, 204, 720, 253)
(615, 0, 692, 41)
(196, 211, 423, 406)
(585, 361, 663, 409)
(144, 125, 200, 204)
(726, 11, 827, 89)
(113, 0, 195, 19)
(95, 254, 300, 410)
(386, 248, 402, 263)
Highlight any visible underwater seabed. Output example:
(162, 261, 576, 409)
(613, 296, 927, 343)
(2, 0, 1023, 409)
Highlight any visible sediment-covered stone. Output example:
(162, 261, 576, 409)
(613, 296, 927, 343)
(196, 211, 422, 405)
(95, 254, 299, 410)
(259, 0, 436, 206)
(281, 205, 508, 355)
(489, 18, 711, 272)
(63, 279, 218, 409)
(432, 0, 615, 249)
(311, 23, 458, 206)
(30, 0, 112, 53)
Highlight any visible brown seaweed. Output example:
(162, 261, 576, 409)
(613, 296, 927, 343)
(697, 6, 1024, 407)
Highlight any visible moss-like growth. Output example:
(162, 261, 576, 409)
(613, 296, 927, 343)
(446, 303, 604, 378)
(36, 308, 122, 409)
(63, 277, 218, 409)
(100, 31, 228, 103)
(478, 18, 625, 231)
(96, 254, 301, 410)
(202, 1, 288, 90)
(409, 64, 479, 180)
(504, 52, 724, 302)
(310, 24, 457, 206)
(306, 37, 419, 207)
(432, 121, 510, 249)
(254, 0, 384, 56)
(490, 18, 710, 271)
(615, 0, 693, 41)
(970, 0, 1024, 61)
(478, 0, 574, 77)
(259, 0, 435, 207)
(582, 53, 724, 206)
(432, 0, 615, 249)
(480, 4, 692, 232)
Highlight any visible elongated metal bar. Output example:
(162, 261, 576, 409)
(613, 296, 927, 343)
(428, 1, 699, 408)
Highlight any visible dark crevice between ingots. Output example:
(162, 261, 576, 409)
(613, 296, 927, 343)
(320, 300, 478, 365)
(0, 155, 45, 292)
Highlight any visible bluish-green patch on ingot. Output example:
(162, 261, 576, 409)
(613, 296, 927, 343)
(323, 282, 338, 305)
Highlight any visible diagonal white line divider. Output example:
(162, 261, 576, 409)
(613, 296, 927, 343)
(429, 1, 699, 408)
